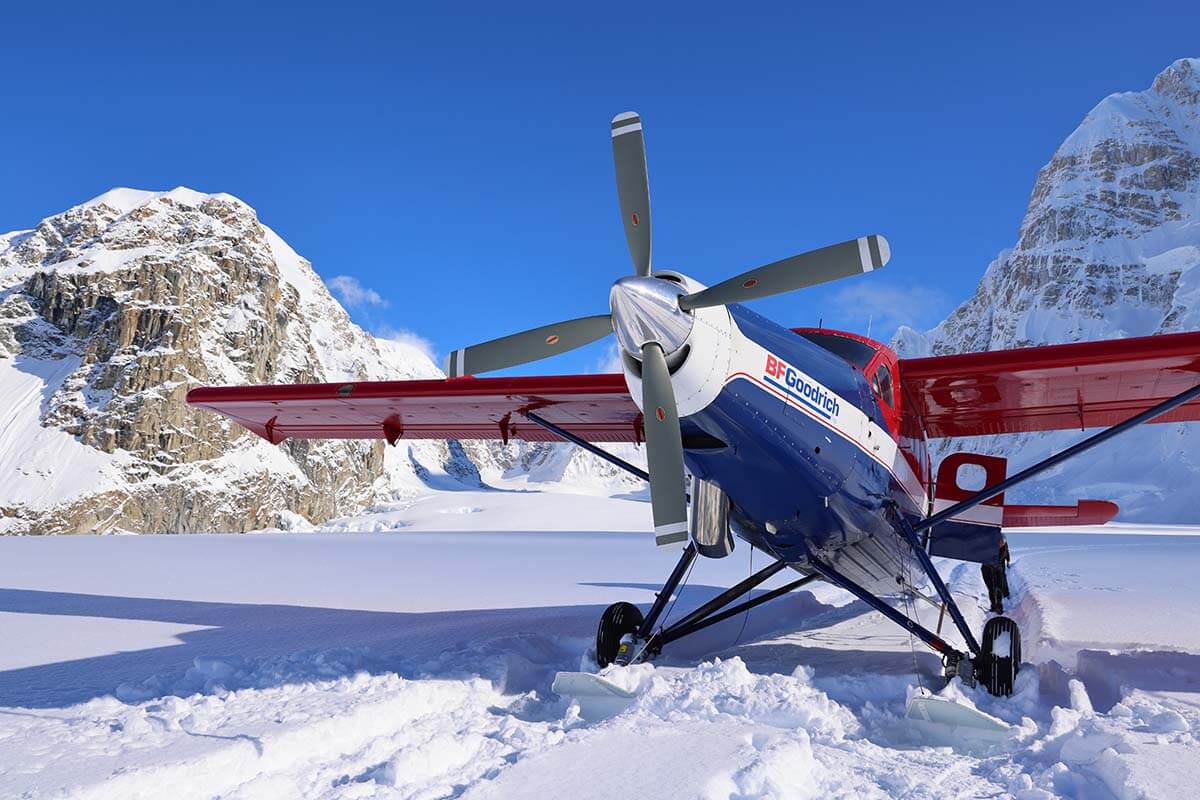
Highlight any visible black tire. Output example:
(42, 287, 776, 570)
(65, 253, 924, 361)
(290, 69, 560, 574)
(977, 616, 1021, 696)
(596, 602, 644, 668)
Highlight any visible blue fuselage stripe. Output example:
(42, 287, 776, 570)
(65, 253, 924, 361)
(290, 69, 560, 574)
(762, 375, 834, 420)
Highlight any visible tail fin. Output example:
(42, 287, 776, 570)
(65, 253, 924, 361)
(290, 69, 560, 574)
(929, 453, 1006, 564)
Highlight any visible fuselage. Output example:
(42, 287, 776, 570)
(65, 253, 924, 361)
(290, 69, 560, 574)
(621, 294, 932, 592)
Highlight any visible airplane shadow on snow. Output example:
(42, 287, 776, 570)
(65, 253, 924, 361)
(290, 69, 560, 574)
(3, 586, 1197, 714)
(0, 587, 610, 709)
(0, 583, 895, 709)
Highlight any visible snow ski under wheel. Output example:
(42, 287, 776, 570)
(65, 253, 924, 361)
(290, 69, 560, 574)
(976, 615, 1021, 696)
(596, 601, 644, 668)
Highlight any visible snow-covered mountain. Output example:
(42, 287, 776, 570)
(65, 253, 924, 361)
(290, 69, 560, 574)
(895, 57, 1200, 521)
(0, 188, 641, 534)
(11, 60, 1194, 533)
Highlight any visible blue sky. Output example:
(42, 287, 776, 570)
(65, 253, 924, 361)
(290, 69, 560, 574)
(2, 2, 1197, 374)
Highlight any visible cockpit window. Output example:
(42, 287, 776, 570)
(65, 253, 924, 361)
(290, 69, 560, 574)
(873, 363, 895, 408)
(798, 332, 877, 369)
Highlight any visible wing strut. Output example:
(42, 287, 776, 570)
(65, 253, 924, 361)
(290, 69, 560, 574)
(913, 380, 1200, 537)
(807, 557, 959, 656)
(523, 411, 649, 481)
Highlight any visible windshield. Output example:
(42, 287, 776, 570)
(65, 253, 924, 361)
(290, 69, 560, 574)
(797, 331, 878, 369)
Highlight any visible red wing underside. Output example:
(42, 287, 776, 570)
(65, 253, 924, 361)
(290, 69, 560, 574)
(901, 331, 1200, 439)
(186, 374, 642, 444)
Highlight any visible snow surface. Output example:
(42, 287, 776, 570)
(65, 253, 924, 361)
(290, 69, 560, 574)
(0, 352, 136, 508)
(1, 499, 1198, 799)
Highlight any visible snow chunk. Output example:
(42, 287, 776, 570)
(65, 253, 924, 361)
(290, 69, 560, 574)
(992, 628, 1013, 659)
(705, 732, 819, 800)
(1147, 709, 1190, 733)
(627, 659, 860, 741)
(1069, 678, 1094, 715)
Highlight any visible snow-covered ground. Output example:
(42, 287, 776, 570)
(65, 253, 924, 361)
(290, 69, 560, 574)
(1, 490, 1198, 799)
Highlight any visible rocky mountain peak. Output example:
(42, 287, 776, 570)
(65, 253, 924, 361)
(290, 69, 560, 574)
(895, 57, 1200, 361)
(1151, 57, 1200, 107)
(894, 58, 1200, 521)
(1016, 59, 1199, 256)
(0, 187, 644, 534)
(0, 188, 453, 533)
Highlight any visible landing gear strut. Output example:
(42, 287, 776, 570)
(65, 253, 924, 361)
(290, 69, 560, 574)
(596, 541, 817, 667)
(804, 513, 1022, 698)
(596, 521, 1021, 697)
(889, 507, 1023, 697)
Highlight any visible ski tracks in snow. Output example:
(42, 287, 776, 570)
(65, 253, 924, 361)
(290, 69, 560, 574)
(2, 671, 562, 799)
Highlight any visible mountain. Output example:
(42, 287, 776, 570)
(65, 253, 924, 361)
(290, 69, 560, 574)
(0, 188, 643, 534)
(17, 61, 1193, 532)
(894, 58, 1200, 521)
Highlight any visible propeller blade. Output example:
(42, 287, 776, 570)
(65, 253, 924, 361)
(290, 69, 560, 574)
(640, 342, 688, 547)
(678, 235, 891, 311)
(612, 112, 652, 277)
(445, 314, 613, 378)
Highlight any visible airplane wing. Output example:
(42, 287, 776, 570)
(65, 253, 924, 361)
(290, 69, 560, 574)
(900, 331, 1200, 438)
(186, 374, 642, 445)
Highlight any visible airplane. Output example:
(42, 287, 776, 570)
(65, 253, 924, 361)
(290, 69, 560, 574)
(188, 112, 1200, 699)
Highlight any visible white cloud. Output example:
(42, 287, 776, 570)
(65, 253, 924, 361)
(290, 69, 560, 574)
(373, 324, 438, 365)
(593, 342, 624, 374)
(825, 281, 949, 341)
(329, 275, 386, 309)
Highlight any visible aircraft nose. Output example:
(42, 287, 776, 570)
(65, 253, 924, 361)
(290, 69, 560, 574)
(609, 275, 695, 356)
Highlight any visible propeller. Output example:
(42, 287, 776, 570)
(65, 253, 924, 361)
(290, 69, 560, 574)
(678, 235, 890, 311)
(640, 342, 688, 545)
(445, 314, 613, 378)
(611, 112, 652, 276)
(445, 111, 890, 548)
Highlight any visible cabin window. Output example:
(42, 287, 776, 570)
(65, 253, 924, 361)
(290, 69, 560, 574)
(873, 363, 895, 408)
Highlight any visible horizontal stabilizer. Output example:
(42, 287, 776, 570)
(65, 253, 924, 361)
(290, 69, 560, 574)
(1003, 500, 1119, 528)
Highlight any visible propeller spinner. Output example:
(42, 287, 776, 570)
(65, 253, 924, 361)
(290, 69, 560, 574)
(444, 112, 891, 547)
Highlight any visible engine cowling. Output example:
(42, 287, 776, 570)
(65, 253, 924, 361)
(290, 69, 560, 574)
(617, 271, 734, 419)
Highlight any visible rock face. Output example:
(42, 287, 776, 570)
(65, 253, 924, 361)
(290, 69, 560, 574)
(0, 189, 467, 533)
(894, 58, 1200, 521)
(0, 187, 645, 534)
